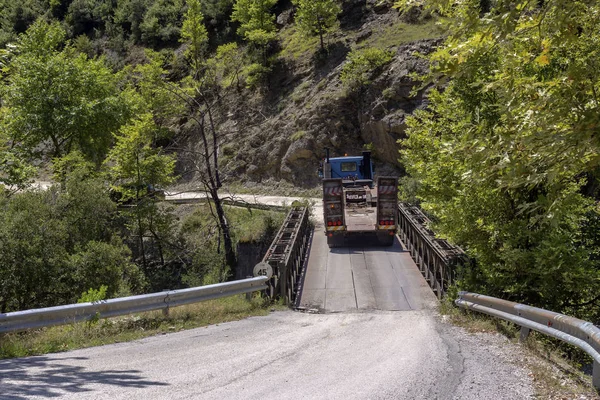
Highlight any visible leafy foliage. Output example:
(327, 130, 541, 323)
(139, 0, 185, 47)
(0, 168, 142, 313)
(181, 0, 208, 74)
(231, 0, 277, 47)
(77, 285, 108, 303)
(399, 0, 600, 318)
(2, 20, 128, 162)
(340, 47, 393, 92)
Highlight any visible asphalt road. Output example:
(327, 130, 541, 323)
(0, 311, 533, 400)
(0, 193, 535, 399)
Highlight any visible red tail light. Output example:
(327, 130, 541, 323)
(337, 220, 342, 226)
(327, 221, 333, 226)
(380, 220, 384, 225)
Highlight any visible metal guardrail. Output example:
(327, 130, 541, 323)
(0, 277, 268, 334)
(256, 206, 311, 304)
(397, 203, 466, 298)
(456, 292, 600, 389)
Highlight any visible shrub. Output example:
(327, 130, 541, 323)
(243, 62, 271, 89)
(340, 47, 393, 92)
(291, 130, 306, 141)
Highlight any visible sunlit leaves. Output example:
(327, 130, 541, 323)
(2, 20, 128, 162)
(181, 0, 208, 73)
(400, 0, 600, 316)
(231, 0, 277, 44)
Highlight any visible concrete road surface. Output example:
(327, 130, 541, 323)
(0, 311, 533, 400)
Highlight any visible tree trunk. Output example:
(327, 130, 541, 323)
(319, 31, 325, 51)
(209, 187, 237, 274)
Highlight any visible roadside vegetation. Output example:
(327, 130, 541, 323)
(395, 1, 600, 394)
(0, 295, 284, 359)
(397, 0, 600, 323)
(440, 301, 600, 399)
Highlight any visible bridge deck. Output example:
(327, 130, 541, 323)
(298, 224, 437, 312)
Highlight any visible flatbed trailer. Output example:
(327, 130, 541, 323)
(322, 176, 398, 248)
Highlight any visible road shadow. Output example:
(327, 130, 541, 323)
(0, 355, 169, 399)
(343, 236, 406, 253)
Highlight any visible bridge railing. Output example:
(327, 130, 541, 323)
(256, 206, 311, 304)
(397, 203, 466, 298)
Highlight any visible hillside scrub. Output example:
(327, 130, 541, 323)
(340, 47, 394, 92)
(397, 0, 600, 321)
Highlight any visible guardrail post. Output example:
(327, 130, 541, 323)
(162, 290, 170, 317)
(594, 362, 600, 391)
(246, 276, 253, 301)
(519, 327, 530, 343)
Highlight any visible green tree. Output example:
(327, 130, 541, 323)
(121, 49, 184, 135)
(397, 0, 600, 317)
(0, 0, 46, 44)
(104, 113, 177, 274)
(2, 20, 129, 162)
(139, 0, 186, 47)
(292, 0, 341, 51)
(214, 42, 245, 88)
(0, 131, 36, 195)
(0, 159, 142, 312)
(231, 0, 277, 63)
(114, 0, 150, 42)
(340, 47, 393, 92)
(181, 0, 208, 76)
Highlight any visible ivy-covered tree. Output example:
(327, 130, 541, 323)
(396, 0, 600, 318)
(292, 0, 341, 51)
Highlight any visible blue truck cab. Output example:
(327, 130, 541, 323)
(319, 150, 374, 187)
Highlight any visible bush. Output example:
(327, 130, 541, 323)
(243, 62, 271, 89)
(78, 286, 108, 303)
(340, 47, 393, 92)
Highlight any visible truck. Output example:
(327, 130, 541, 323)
(318, 149, 398, 248)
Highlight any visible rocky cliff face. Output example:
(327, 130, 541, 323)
(203, 3, 440, 189)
